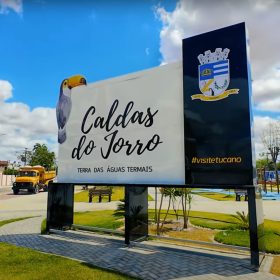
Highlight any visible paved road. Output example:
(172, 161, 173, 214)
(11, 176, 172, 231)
(0, 217, 278, 280)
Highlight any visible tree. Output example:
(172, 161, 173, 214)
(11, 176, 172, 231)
(29, 143, 56, 170)
(156, 187, 177, 235)
(3, 168, 18, 175)
(156, 187, 166, 235)
(159, 188, 176, 233)
(256, 158, 274, 171)
(179, 188, 193, 229)
(256, 158, 267, 169)
(262, 121, 280, 193)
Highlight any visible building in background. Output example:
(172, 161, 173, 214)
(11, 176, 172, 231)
(0, 161, 8, 173)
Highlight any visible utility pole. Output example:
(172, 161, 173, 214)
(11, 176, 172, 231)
(16, 148, 31, 166)
(24, 147, 28, 166)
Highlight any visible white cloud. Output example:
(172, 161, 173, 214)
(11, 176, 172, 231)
(156, 1, 280, 157)
(157, 0, 280, 115)
(156, 0, 280, 72)
(253, 115, 280, 156)
(0, 80, 57, 162)
(253, 68, 280, 111)
(255, 98, 280, 112)
(0, 0, 22, 14)
(0, 80, 13, 100)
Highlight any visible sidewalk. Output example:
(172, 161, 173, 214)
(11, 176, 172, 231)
(0, 217, 278, 280)
(0, 186, 12, 193)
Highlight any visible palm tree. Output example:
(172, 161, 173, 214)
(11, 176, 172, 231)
(232, 211, 249, 230)
(159, 188, 177, 232)
(181, 188, 193, 229)
(156, 188, 178, 235)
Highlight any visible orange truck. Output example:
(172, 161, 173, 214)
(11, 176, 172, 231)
(12, 165, 56, 195)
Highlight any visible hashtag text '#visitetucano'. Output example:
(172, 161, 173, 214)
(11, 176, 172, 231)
(192, 157, 242, 164)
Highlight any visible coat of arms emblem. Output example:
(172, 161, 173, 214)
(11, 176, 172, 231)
(191, 48, 239, 101)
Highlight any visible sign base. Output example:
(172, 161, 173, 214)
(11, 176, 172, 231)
(46, 183, 264, 269)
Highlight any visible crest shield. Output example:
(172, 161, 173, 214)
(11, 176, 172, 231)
(199, 59, 229, 97)
(191, 48, 239, 102)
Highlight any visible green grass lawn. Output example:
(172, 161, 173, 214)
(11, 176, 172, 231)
(149, 209, 239, 226)
(190, 217, 238, 230)
(187, 211, 241, 230)
(214, 230, 250, 247)
(195, 192, 236, 201)
(75, 187, 154, 203)
(182, 211, 280, 254)
(73, 209, 240, 232)
(264, 219, 280, 235)
(41, 218, 47, 234)
(214, 229, 280, 254)
(0, 242, 135, 280)
(74, 210, 124, 230)
(0, 217, 36, 227)
(189, 210, 238, 223)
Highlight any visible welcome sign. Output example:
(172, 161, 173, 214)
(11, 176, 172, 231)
(57, 22, 254, 187)
(57, 63, 185, 184)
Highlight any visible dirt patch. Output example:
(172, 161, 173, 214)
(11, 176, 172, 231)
(271, 256, 280, 276)
(0, 193, 14, 200)
(149, 222, 218, 243)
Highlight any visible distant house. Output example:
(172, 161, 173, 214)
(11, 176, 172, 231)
(0, 161, 8, 173)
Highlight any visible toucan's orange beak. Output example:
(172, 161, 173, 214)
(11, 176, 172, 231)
(68, 75, 87, 89)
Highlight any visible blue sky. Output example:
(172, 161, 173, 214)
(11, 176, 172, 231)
(0, 0, 176, 109)
(0, 0, 279, 162)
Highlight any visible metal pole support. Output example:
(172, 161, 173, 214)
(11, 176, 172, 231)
(125, 186, 148, 245)
(247, 186, 265, 270)
(46, 183, 74, 231)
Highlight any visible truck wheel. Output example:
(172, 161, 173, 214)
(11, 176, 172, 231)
(13, 190, 19, 195)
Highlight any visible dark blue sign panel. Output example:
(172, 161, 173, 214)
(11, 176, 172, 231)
(183, 23, 256, 186)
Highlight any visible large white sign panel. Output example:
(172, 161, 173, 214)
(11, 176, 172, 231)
(57, 62, 185, 184)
